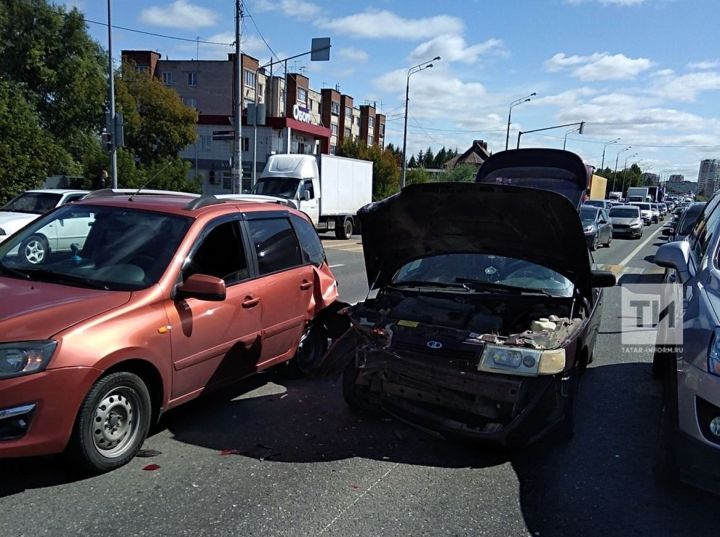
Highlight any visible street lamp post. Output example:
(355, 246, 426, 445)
(622, 156, 642, 194)
(401, 56, 440, 188)
(612, 146, 632, 193)
(517, 120, 585, 149)
(600, 137, 621, 170)
(563, 125, 581, 150)
(505, 92, 536, 151)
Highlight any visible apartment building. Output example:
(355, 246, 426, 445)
(698, 159, 720, 197)
(121, 50, 385, 193)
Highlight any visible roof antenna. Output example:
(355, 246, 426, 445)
(129, 160, 175, 201)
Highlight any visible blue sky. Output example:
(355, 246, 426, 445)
(64, 0, 720, 180)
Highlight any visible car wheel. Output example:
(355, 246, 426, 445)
(655, 377, 680, 485)
(605, 232, 612, 247)
(556, 370, 579, 442)
(591, 236, 599, 251)
(342, 361, 379, 413)
(66, 371, 152, 473)
(335, 217, 353, 240)
(282, 323, 328, 378)
(21, 234, 50, 265)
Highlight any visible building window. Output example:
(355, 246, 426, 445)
(331, 123, 338, 136)
(369, 116, 375, 128)
(331, 101, 340, 115)
(244, 70, 256, 88)
(344, 127, 351, 138)
(137, 65, 149, 73)
(344, 106, 352, 119)
(368, 135, 374, 145)
(297, 87, 307, 104)
(183, 96, 197, 109)
(309, 98, 314, 112)
(187, 72, 198, 86)
(330, 144, 336, 154)
(298, 142, 306, 154)
(162, 72, 173, 85)
(201, 135, 212, 151)
(243, 137, 249, 152)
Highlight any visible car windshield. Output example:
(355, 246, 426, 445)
(635, 203, 651, 210)
(580, 206, 598, 223)
(584, 200, 604, 208)
(0, 204, 193, 291)
(392, 253, 574, 297)
(1, 192, 62, 214)
(610, 208, 639, 218)
(252, 177, 301, 199)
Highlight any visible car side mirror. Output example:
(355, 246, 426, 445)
(661, 228, 673, 236)
(590, 270, 616, 288)
(303, 191, 311, 201)
(655, 241, 691, 283)
(176, 274, 226, 301)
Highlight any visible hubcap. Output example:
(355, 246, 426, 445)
(92, 388, 141, 457)
(24, 240, 45, 264)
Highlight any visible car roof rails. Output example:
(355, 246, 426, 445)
(184, 195, 224, 210)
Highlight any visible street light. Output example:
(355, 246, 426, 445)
(600, 137, 621, 170)
(517, 120, 584, 149)
(401, 56, 441, 188)
(563, 125, 582, 150)
(624, 152, 639, 171)
(505, 92, 536, 151)
(612, 146, 633, 193)
(621, 154, 640, 194)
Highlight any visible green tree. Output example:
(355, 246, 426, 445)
(407, 155, 417, 168)
(0, 1, 106, 160)
(433, 147, 447, 168)
(337, 138, 400, 200)
(422, 147, 434, 168)
(406, 168, 432, 186)
(442, 164, 477, 183)
(0, 78, 78, 202)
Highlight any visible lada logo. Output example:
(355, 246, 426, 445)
(426, 340, 443, 349)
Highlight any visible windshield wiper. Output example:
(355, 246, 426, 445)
(390, 280, 471, 291)
(457, 278, 557, 298)
(0, 262, 31, 280)
(20, 268, 110, 290)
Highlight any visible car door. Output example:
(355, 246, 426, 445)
(244, 213, 315, 369)
(165, 216, 263, 401)
(599, 209, 611, 242)
(298, 179, 320, 225)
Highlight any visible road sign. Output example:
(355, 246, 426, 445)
(212, 130, 235, 141)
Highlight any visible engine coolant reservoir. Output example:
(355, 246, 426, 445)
(531, 318, 557, 332)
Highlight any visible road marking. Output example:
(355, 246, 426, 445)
(329, 264, 344, 268)
(618, 225, 665, 268)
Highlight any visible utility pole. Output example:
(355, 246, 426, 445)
(233, 0, 243, 193)
(107, 0, 117, 188)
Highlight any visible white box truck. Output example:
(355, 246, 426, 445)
(250, 153, 373, 239)
(626, 187, 650, 203)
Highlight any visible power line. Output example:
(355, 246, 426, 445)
(84, 18, 233, 46)
(244, 6, 280, 62)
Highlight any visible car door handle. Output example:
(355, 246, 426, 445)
(242, 296, 260, 308)
(300, 280, 312, 290)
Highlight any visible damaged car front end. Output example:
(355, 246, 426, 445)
(320, 171, 615, 446)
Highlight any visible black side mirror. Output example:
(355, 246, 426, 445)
(591, 270, 616, 288)
(176, 274, 226, 301)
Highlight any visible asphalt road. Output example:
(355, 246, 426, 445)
(3, 220, 720, 537)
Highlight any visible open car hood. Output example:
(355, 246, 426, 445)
(475, 148, 591, 209)
(359, 182, 592, 296)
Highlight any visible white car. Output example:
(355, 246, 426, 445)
(0, 189, 88, 243)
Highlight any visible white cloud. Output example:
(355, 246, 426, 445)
(139, 1, 218, 29)
(652, 71, 720, 102)
(316, 10, 464, 40)
(337, 47, 369, 63)
(410, 35, 508, 64)
(687, 60, 720, 70)
(253, 0, 321, 20)
(545, 52, 653, 80)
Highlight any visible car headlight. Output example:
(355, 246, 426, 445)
(584, 225, 595, 233)
(630, 221, 641, 228)
(478, 345, 566, 377)
(0, 341, 57, 379)
(708, 328, 720, 377)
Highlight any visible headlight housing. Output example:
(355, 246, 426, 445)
(478, 345, 566, 377)
(708, 328, 720, 377)
(584, 225, 595, 233)
(0, 341, 57, 379)
(630, 221, 641, 228)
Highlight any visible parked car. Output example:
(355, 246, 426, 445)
(0, 190, 340, 472)
(662, 202, 706, 242)
(320, 151, 615, 447)
(0, 189, 88, 244)
(609, 204, 643, 239)
(630, 202, 654, 225)
(650, 203, 662, 222)
(653, 192, 720, 493)
(581, 205, 613, 250)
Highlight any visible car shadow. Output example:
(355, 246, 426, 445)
(0, 455, 83, 498)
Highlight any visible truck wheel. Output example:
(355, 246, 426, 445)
(335, 217, 353, 240)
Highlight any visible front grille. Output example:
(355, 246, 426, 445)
(392, 341, 479, 362)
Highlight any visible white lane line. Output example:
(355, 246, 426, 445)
(618, 225, 665, 268)
(329, 264, 344, 268)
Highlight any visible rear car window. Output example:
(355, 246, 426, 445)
(248, 218, 302, 275)
(291, 214, 325, 267)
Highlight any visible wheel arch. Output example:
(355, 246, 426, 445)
(101, 358, 165, 424)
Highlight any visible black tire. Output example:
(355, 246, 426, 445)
(342, 361, 378, 413)
(556, 370, 579, 442)
(591, 235, 599, 251)
(605, 232, 612, 247)
(335, 217, 353, 240)
(66, 372, 152, 473)
(20, 234, 50, 265)
(281, 323, 328, 378)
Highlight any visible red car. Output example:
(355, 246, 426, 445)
(0, 190, 339, 472)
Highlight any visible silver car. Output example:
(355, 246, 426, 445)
(609, 204, 643, 239)
(654, 192, 720, 492)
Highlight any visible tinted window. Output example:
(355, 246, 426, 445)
(248, 218, 302, 275)
(1, 192, 62, 214)
(584, 200, 605, 209)
(184, 221, 248, 285)
(302, 180, 314, 199)
(690, 195, 720, 260)
(580, 207, 598, 222)
(291, 214, 325, 267)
